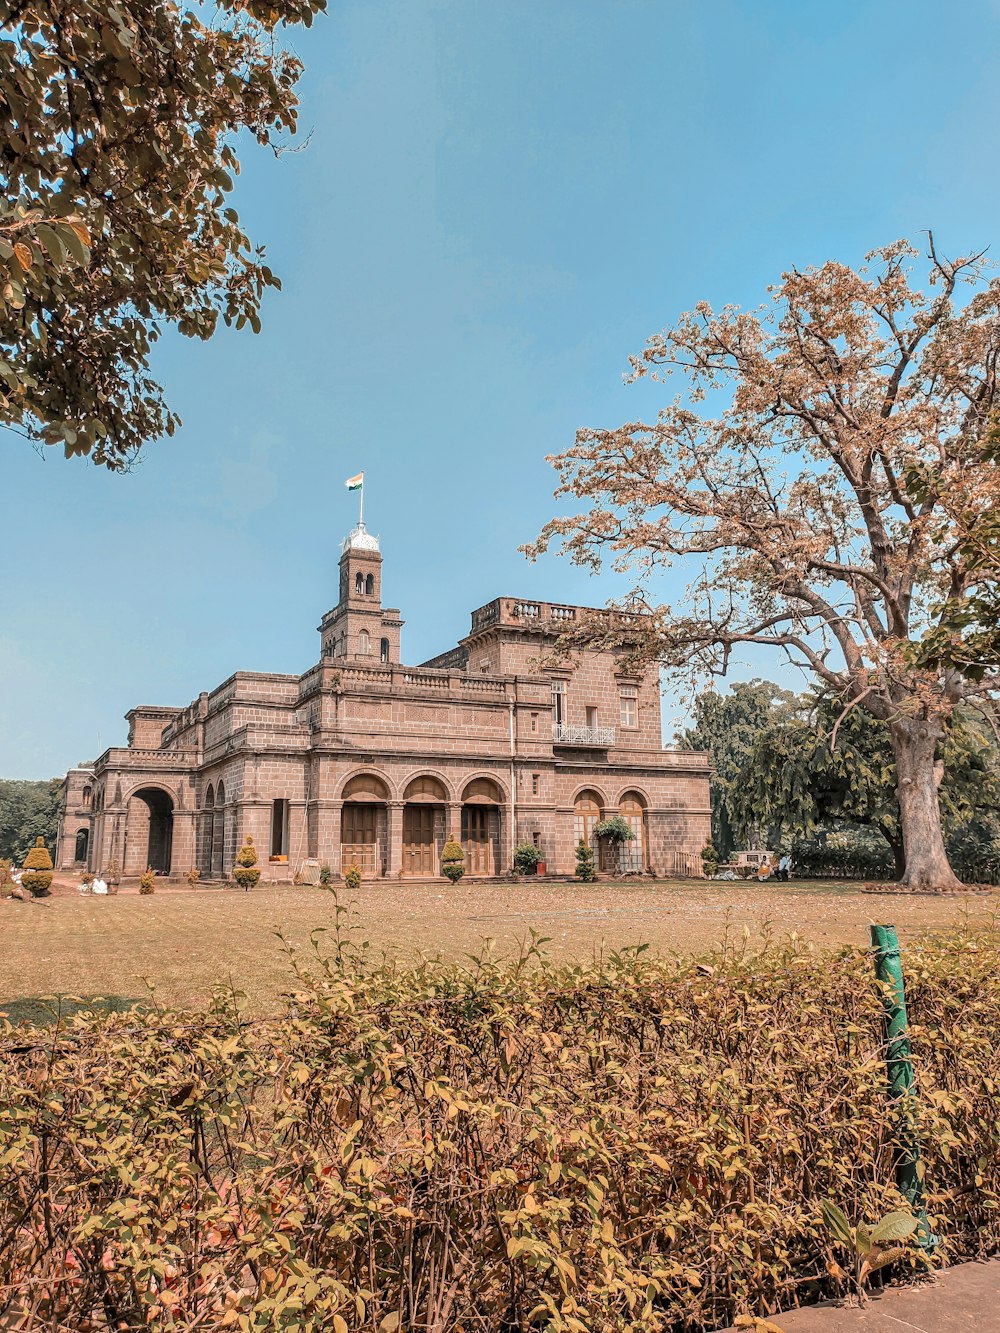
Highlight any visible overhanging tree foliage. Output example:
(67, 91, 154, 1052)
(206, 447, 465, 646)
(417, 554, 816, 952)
(530, 240, 1000, 889)
(1, 0, 325, 468)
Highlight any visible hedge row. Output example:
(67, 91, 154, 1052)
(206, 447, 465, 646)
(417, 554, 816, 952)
(1, 918, 998, 1331)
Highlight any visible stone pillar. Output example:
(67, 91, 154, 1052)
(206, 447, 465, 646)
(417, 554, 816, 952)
(316, 800, 342, 875)
(170, 810, 196, 878)
(288, 799, 307, 879)
(386, 801, 404, 879)
(446, 802, 462, 843)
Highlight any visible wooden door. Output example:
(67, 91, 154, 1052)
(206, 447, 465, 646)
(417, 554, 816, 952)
(403, 805, 437, 877)
(342, 803, 379, 876)
(462, 805, 498, 876)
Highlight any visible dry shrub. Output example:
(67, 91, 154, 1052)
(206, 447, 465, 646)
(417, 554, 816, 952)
(0, 915, 997, 1332)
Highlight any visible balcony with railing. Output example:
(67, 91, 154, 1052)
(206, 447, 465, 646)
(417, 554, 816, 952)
(553, 723, 616, 747)
(468, 597, 645, 638)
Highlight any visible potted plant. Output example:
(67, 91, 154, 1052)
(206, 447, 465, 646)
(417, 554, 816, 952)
(575, 839, 596, 882)
(186, 866, 201, 888)
(104, 858, 122, 895)
(233, 835, 261, 891)
(442, 838, 465, 883)
(139, 867, 156, 894)
(593, 816, 635, 875)
(513, 842, 542, 876)
(319, 862, 333, 885)
(21, 837, 54, 897)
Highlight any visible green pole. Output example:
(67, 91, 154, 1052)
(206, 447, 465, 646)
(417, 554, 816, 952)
(868, 924, 936, 1255)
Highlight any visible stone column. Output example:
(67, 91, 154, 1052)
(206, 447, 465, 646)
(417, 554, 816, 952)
(386, 800, 404, 879)
(446, 802, 462, 843)
(288, 799, 307, 880)
(315, 800, 342, 875)
(170, 810, 196, 878)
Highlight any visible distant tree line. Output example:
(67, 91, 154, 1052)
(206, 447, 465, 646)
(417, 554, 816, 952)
(677, 682, 1000, 882)
(0, 780, 61, 864)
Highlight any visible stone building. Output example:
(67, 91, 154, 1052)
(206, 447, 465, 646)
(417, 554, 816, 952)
(57, 522, 710, 880)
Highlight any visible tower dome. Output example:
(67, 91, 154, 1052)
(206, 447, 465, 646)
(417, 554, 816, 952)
(342, 521, 380, 553)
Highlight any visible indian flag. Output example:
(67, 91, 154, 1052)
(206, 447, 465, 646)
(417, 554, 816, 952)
(345, 472, 364, 492)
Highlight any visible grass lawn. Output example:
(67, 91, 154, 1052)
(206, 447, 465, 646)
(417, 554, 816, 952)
(1, 876, 995, 1018)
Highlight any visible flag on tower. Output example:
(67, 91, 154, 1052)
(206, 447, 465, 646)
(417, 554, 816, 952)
(345, 472, 364, 492)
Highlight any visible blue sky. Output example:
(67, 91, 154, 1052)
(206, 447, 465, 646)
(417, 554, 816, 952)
(4, 0, 1000, 777)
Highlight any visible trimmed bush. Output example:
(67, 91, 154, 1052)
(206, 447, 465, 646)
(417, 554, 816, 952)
(20, 836, 53, 896)
(575, 837, 596, 881)
(0, 928, 997, 1330)
(441, 838, 465, 883)
(701, 842, 720, 877)
(343, 860, 362, 891)
(319, 863, 333, 886)
(513, 841, 542, 874)
(138, 867, 155, 894)
(233, 835, 261, 891)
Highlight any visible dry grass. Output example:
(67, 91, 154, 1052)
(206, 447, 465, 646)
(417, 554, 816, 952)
(1, 874, 995, 1017)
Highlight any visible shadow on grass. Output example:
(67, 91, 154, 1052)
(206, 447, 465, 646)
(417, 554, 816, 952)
(0, 994, 145, 1027)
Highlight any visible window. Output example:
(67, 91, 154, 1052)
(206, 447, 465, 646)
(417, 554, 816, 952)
(532, 831, 541, 848)
(585, 706, 598, 729)
(551, 681, 564, 725)
(380, 637, 390, 663)
(531, 773, 539, 796)
(358, 629, 371, 655)
(530, 713, 538, 733)
(620, 686, 638, 728)
(355, 571, 364, 593)
(271, 799, 290, 857)
(82, 785, 92, 808)
(365, 573, 375, 595)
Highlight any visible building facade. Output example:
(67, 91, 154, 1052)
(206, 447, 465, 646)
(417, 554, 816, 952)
(57, 524, 710, 881)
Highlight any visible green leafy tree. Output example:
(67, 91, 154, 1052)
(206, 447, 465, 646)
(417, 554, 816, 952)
(0, 778, 61, 862)
(675, 681, 797, 858)
(731, 694, 1000, 878)
(1, 0, 325, 468)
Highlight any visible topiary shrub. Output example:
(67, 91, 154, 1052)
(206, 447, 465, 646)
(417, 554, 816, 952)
(701, 842, 720, 877)
(441, 838, 465, 883)
(319, 862, 333, 885)
(233, 835, 261, 891)
(185, 867, 201, 887)
(343, 861, 362, 892)
(21, 837, 53, 896)
(138, 867, 156, 894)
(575, 839, 596, 882)
(0, 857, 12, 897)
(513, 842, 542, 875)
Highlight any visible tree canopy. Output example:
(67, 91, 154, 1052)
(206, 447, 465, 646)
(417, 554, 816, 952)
(674, 679, 796, 858)
(0, 777, 60, 862)
(532, 239, 1000, 889)
(1, 0, 325, 468)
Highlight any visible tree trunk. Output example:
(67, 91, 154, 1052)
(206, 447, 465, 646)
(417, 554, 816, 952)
(890, 719, 963, 891)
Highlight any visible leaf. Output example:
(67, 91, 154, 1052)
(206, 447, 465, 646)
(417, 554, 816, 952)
(59, 224, 90, 267)
(379, 1315, 400, 1332)
(34, 224, 66, 264)
(819, 1199, 855, 1249)
(13, 242, 32, 271)
(871, 1211, 919, 1245)
(333, 1317, 348, 1333)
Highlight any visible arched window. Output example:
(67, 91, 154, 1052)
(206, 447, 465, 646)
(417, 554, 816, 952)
(82, 785, 92, 808)
(573, 790, 603, 848)
(358, 629, 371, 655)
(380, 637, 390, 663)
(365, 573, 375, 595)
(74, 828, 89, 862)
(355, 571, 364, 593)
(618, 792, 647, 872)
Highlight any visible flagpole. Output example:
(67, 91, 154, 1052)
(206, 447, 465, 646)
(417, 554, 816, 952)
(359, 475, 364, 527)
